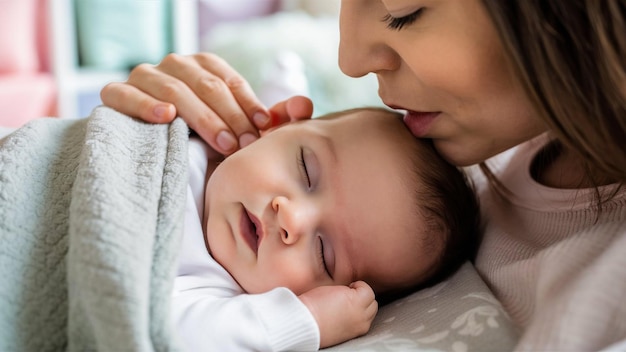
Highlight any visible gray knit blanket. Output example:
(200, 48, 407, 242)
(0, 107, 188, 351)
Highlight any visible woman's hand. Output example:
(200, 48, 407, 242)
(100, 53, 313, 154)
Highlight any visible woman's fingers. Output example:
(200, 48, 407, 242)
(100, 81, 177, 123)
(100, 53, 317, 154)
(101, 53, 274, 154)
(193, 53, 272, 130)
(121, 62, 236, 153)
(158, 53, 268, 146)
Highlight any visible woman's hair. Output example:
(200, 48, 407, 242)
(480, 0, 626, 192)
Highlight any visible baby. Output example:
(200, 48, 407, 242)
(173, 107, 480, 351)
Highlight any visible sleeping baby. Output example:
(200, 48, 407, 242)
(173, 107, 480, 351)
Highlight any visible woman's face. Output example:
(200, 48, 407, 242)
(338, 0, 547, 166)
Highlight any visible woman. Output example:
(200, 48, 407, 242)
(101, 0, 626, 350)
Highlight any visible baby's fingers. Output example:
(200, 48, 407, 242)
(350, 281, 376, 303)
(349, 281, 378, 332)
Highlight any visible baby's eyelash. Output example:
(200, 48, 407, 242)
(382, 8, 424, 30)
(298, 147, 311, 188)
(318, 237, 331, 277)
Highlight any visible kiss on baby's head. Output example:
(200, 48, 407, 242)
(203, 107, 479, 301)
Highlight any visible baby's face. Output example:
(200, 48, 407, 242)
(204, 110, 436, 295)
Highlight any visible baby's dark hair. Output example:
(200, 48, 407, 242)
(381, 109, 481, 304)
(318, 107, 481, 304)
(402, 130, 480, 285)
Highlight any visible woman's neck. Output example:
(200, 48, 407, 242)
(531, 141, 617, 189)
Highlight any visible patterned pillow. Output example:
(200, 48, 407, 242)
(324, 262, 519, 352)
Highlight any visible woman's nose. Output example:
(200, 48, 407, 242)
(271, 196, 315, 245)
(338, 3, 400, 77)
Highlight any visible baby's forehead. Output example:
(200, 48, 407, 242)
(313, 109, 399, 127)
(311, 110, 413, 146)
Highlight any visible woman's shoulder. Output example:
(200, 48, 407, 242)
(471, 134, 626, 212)
(464, 135, 540, 198)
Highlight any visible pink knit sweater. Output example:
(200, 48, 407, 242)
(473, 134, 626, 351)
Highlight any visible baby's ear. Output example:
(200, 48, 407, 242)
(268, 96, 314, 125)
(260, 95, 313, 138)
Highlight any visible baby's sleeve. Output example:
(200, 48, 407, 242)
(173, 286, 320, 351)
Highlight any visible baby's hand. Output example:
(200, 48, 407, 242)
(299, 281, 378, 348)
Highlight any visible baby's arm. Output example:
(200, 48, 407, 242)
(173, 285, 319, 351)
(298, 281, 378, 348)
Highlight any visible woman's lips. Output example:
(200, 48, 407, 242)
(240, 206, 262, 254)
(403, 111, 440, 137)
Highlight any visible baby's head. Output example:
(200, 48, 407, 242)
(204, 107, 479, 300)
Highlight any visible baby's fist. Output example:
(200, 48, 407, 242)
(299, 281, 378, 348)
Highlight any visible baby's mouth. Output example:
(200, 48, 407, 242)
(240, 205, 261, 254)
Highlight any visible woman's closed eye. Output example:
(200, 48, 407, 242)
(382, 8, 424, 30)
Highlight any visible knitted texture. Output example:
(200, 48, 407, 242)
(0, 107, 188, 351)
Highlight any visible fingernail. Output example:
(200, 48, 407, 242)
(216, 130, 237, 151)
(239, 133, 258, 148)
(253, 112, 270, 128)
(153, 104, 171, 120)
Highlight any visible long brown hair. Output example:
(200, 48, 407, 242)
(481, 0, 626, 193)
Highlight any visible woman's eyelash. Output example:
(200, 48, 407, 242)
(298, 147, 311, 188)
(318, 237, 331, 277)
(382, 8, 424, 30)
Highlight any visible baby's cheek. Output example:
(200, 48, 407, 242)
(274, 269, 321, 295)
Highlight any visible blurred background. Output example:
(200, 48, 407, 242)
(0, 0, 382, 128)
